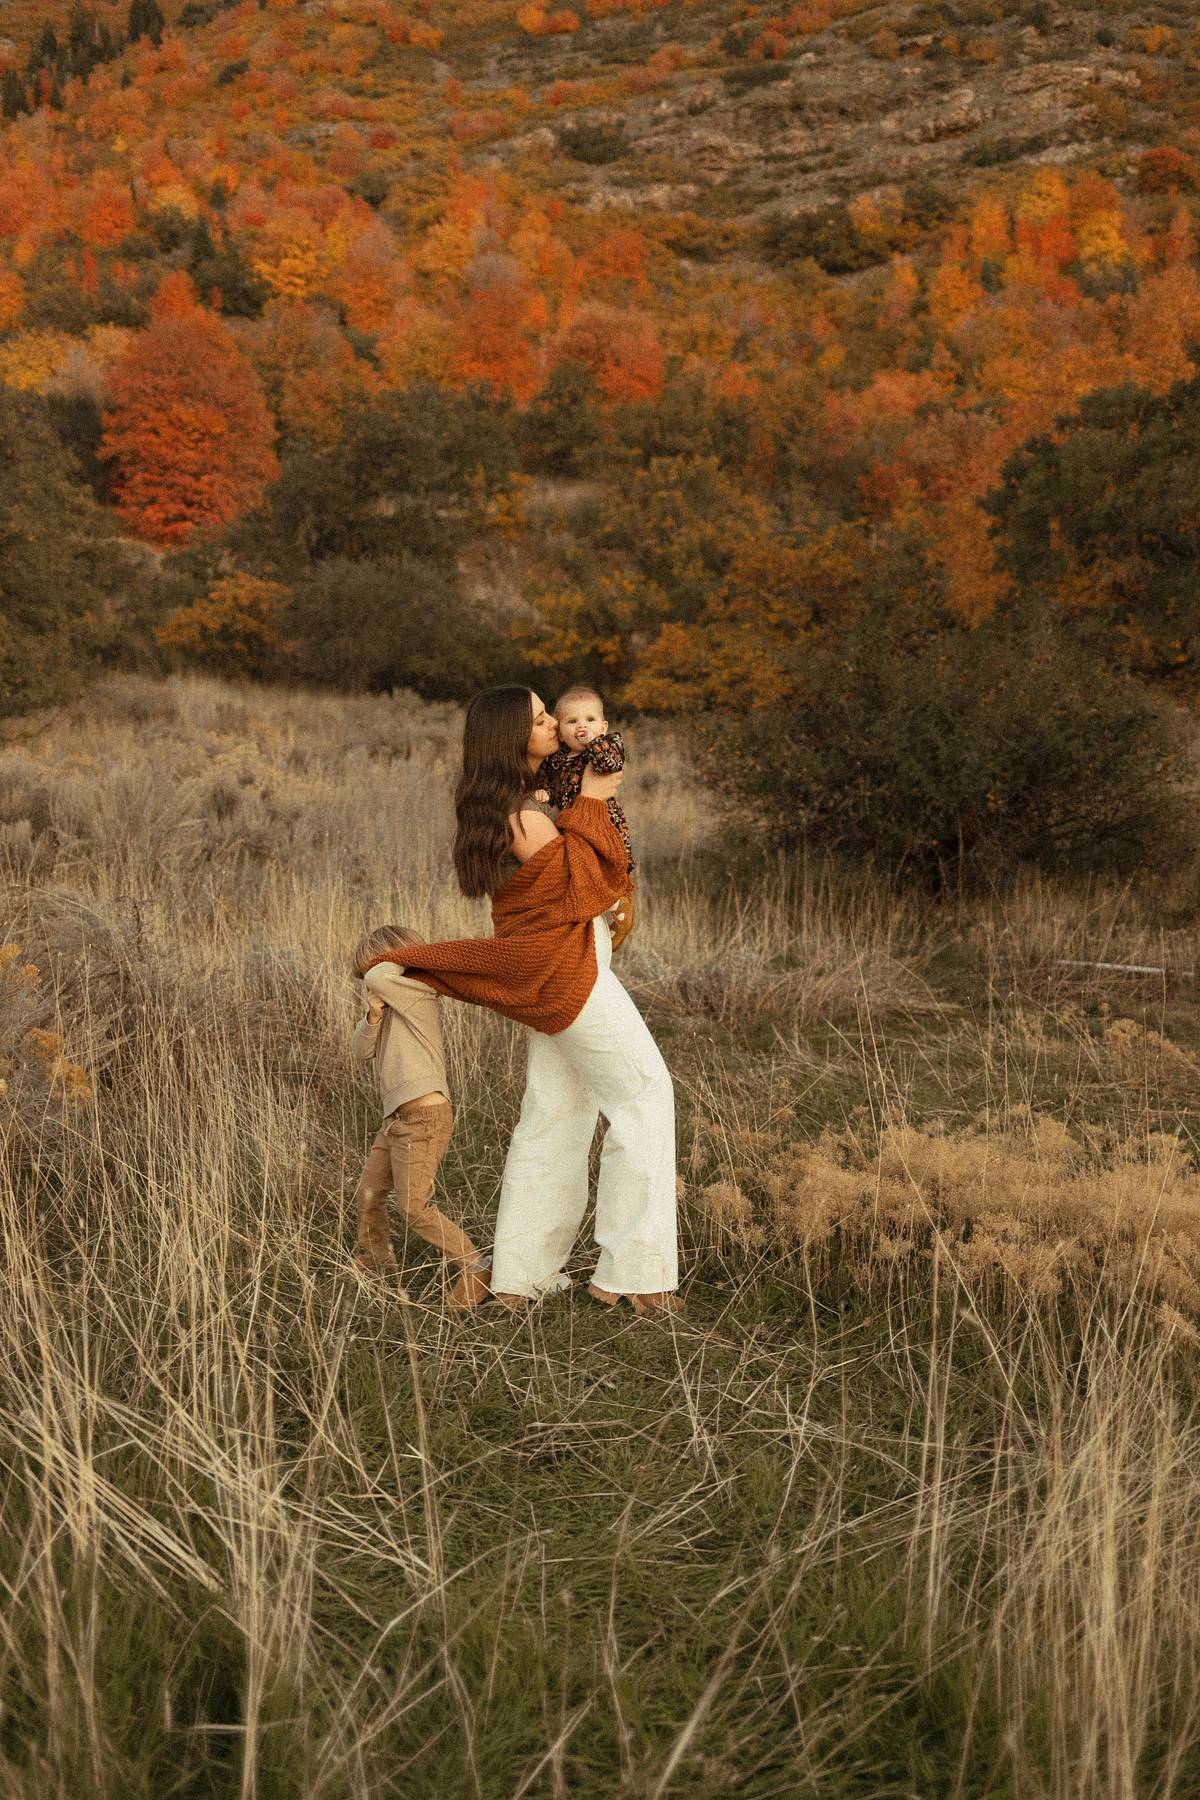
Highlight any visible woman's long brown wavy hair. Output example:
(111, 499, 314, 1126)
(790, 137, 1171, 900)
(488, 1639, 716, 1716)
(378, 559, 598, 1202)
(452, 687, 537, 898)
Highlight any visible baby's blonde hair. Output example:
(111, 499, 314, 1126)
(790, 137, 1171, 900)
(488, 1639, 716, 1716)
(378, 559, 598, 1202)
(351, 923, 424, 979)
(554, 684, 606, 716)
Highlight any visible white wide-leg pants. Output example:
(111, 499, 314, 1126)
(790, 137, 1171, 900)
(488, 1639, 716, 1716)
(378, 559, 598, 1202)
(491, 917, 679, 1298)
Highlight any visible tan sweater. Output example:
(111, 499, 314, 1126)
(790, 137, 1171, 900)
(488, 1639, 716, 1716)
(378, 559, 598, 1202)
(351, 964, 449, 1118)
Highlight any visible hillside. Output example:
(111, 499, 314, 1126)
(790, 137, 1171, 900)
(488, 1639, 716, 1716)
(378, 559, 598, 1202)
(3, 0, 1200, 746)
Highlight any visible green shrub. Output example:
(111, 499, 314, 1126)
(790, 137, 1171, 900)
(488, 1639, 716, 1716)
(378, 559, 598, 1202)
(650, 213, 746, 262)
(710, 604, 1192, 889)
(963, 134, 1052, 168)
(760, 203, 889, 275)
(0, 393, 136, 715)
(987, 371, 1200, 688)
(517, 361, 603, 477)
(902, 177, 959, 230)
(557, 121, 628, 165)
(285, 556, 521, 699)
(609, 376, 755, 473)
(722, 62, 792, 94)
(253, 382, 518, 569)
(187, 218, 268, 317)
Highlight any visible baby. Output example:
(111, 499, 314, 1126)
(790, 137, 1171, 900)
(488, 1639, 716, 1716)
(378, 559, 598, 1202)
(536, 685, 636, 941)
(349, 923, 491, 1310)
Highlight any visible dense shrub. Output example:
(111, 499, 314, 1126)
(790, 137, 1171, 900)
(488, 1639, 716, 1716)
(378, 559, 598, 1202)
(187, 218, 268, 317)
(285, 556, 521, 699)
(607, 375, 755, 471)
(1135, 147, 1200, 194)
(557, 121, 627, 164)
(721, 62, 791, 93)
(901, 178, 959, 229)
(709, 604, 1192, 888)
(760, 203, 890, 275)
(517, 360, 603, 476)
(964, 134, 1052, 168)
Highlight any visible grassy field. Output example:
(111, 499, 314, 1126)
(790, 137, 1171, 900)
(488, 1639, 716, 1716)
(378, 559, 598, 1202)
(3, 675, 1200, 1798)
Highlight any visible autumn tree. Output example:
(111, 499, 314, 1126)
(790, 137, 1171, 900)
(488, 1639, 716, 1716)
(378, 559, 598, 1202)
(552, 304, 665, 404)
(0, 391, 135, 714)
(155, 571, 290, 678)
(100, 286, 278, 544)
(626, 522, 879, 711)
(986, 371, 1200, 691)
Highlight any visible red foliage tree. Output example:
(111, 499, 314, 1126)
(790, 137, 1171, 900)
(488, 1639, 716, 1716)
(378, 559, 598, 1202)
(553, 304, 665, 402)
(1135, 147, 1200, 195)
(100, 296, 278, 544)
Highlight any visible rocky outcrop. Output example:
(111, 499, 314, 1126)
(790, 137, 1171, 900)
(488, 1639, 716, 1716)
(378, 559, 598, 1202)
(480, 5, 1154, 217)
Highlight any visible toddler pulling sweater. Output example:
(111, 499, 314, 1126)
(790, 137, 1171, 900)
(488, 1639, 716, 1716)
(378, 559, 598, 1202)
(363, 795, 628, 1035)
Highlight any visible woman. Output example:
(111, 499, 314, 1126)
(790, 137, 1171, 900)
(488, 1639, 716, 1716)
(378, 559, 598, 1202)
(363, 687, 680, 1316)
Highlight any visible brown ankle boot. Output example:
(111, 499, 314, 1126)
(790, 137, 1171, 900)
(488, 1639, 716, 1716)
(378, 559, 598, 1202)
(448, 1265, 492, 1312)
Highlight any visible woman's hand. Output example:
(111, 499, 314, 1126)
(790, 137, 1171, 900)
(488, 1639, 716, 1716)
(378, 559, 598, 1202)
(581, 764, 623, 803)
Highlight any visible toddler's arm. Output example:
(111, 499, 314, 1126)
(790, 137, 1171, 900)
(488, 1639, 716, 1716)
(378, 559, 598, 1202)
(534, 748, 568, 808)
(351, 990, 385, 1060)
(352, 966, 426, 1058)
(585, 731, 625, 776)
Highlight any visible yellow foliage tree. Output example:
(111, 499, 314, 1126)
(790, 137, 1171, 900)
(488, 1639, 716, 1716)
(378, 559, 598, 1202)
(0, 329, 74, 393)
(250, 212, 330, 302)
(377, 304, 460, 389)
(626, 526, 879, 712)
(927, 256, 983, 336)
(1015, 168, 1070, 226)
(155, 573, 292, 679)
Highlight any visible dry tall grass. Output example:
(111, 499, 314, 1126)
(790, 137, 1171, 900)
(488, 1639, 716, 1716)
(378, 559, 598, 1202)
(2, 674, 1200, 1797)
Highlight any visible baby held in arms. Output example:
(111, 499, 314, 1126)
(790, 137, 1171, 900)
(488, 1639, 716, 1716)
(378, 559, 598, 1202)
(536, 684, 636, 947)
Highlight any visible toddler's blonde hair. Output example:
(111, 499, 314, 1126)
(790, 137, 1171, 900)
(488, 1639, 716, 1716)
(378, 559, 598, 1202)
(351, 923, 424, 979)
(554, 684, 606, 716)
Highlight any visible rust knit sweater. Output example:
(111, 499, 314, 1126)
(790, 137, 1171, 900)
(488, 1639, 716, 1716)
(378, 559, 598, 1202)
(363, 795, 628, 1035)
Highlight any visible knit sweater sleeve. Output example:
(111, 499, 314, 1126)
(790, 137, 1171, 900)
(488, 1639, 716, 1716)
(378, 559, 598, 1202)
(555, 794, 629, 923)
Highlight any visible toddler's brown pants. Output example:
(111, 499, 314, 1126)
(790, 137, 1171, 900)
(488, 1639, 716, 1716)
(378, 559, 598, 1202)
(352, 1099, 479, 1272)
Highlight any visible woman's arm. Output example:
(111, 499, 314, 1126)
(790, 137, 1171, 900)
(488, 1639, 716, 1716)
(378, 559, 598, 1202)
(507, 765, 622, 867)
(507, 806, 560, 865)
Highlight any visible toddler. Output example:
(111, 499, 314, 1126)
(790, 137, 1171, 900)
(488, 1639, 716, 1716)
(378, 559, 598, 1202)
(536, 685, 636, 943)
(349, 924, 491, 1310)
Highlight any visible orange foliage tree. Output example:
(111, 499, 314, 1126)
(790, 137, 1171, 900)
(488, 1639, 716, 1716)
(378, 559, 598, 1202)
(243, 300, 374, 444)
(100, 281, 278, 544)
